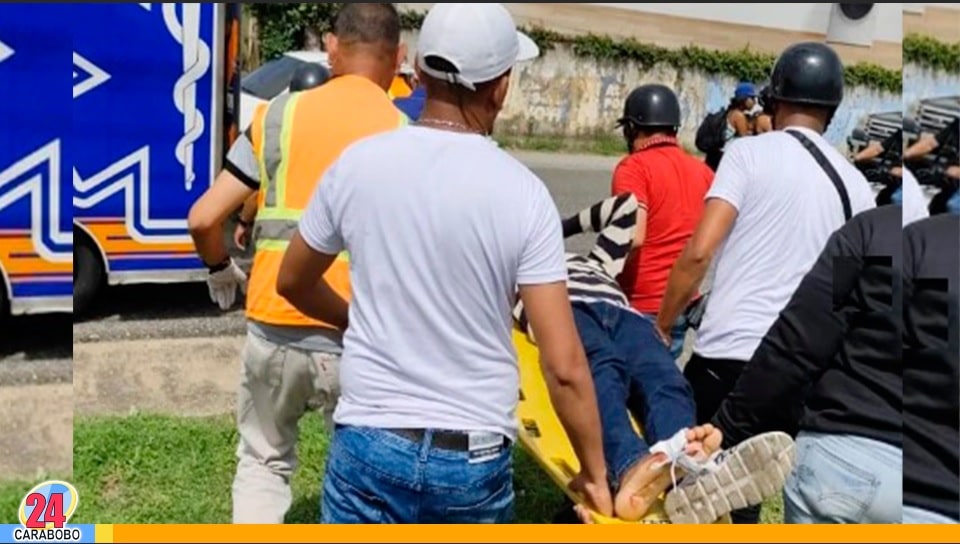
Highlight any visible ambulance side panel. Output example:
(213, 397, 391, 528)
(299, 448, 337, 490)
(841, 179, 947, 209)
(0, 4, 74, 315)
(72, 3, 224, 288)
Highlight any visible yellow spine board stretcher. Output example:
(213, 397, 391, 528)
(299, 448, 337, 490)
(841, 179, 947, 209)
(513, 329, 731, 524)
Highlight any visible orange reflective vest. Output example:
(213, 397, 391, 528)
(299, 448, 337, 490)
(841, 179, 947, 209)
(246, 75, 408, 329)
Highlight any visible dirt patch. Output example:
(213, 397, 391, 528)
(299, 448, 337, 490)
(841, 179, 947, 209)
(99, 468, 123, 503)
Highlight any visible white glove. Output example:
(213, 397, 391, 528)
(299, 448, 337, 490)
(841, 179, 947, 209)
(206, 259, 248, 310)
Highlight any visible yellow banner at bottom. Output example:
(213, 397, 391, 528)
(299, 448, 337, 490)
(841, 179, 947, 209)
(94, 524, 959, 543)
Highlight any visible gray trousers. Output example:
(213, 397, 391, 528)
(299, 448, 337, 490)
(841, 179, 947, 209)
(232, 331, 340, 524)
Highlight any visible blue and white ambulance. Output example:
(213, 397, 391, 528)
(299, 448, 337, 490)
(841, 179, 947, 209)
(0, 3, 240, 316)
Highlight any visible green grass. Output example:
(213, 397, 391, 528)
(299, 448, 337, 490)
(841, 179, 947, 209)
(496, 133, 626, 157)
(1, 414, 784, 524)
(495, 133, 704, 158)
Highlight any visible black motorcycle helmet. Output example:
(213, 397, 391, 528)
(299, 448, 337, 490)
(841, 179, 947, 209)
(768, 42, 845, 109)
(848, 127, 868, 153)
(758, 85, 775, 116)
(618, 84, 682, 130)
(902, 116, 920, 137)
(289, 63, 331, 93)
(618, 84, 681, 151)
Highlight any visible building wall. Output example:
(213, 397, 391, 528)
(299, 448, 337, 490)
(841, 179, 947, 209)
(904, 3, 960, 42)
(904, 5, 960, 110)
(591, 3, 904, 43)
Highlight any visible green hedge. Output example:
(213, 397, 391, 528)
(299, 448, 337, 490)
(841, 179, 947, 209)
(250, 3, 341, 62)
(903, 34, 960, 73)
(529, 28, 902, 93)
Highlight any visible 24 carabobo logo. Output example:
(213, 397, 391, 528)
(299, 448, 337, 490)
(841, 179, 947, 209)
(14, 480, 82, 543)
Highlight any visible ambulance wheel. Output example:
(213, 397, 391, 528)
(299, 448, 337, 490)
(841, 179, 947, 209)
(73, 232, 105, 317)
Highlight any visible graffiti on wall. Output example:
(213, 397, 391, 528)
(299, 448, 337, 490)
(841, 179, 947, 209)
(399, 30, 954, 148)
(498, 46, 907, 149)
(903, 64, 960, 114)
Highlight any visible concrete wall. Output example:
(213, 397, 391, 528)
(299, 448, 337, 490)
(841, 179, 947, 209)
(496, 48, 956, 148)
(405, 35, 900, 148)
(904, 64, 960, 110)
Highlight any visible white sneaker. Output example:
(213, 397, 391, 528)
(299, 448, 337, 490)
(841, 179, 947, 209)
(664, 432, 796, 524)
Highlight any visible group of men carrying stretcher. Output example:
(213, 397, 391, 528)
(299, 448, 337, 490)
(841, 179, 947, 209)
(186, 2, 931, 525)
(514, 193, 791, 523)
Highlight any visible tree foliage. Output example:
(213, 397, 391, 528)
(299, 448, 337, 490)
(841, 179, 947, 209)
(250, 3, 344, 62)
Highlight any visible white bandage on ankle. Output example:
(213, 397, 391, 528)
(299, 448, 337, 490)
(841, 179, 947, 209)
(649, 429, 721, 489)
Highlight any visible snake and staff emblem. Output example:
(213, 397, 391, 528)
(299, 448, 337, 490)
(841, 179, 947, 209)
(163, 3, 210, 192)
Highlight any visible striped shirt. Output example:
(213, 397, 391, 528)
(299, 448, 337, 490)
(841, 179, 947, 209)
(514, 193, 639, 335)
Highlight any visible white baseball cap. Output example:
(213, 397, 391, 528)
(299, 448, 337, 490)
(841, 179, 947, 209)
(416, 3, 540, 91)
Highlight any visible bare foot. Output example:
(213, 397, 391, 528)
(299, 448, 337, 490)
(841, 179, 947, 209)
(613, 452, 672, 521)
(613, 425, 724, 521)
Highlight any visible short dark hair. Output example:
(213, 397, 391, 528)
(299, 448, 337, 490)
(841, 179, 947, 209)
(333, 3, 400, 48)
(636, 126, 678, 138)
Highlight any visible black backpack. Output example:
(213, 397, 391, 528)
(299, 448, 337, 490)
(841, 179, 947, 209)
(695, 109, 729, 154)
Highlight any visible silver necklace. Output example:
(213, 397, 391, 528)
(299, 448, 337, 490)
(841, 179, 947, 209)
(417, 117, 486, 135)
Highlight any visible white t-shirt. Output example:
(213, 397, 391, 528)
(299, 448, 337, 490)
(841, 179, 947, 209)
(695, 127, 876, 362)
(298, 126, 568, 440)
(901, 168, 930, 227)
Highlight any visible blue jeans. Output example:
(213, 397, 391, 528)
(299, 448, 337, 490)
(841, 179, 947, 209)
(320, 426, 514, 524)
(784, 432, 902, 524)
(947, 190, 960, 216)
(573, 301, 696, 488)
(891, 186, 904, 206)
(643, 313, 689, 360)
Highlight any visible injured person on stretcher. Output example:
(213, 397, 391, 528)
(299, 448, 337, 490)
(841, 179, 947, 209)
(514, 194, 795, 523)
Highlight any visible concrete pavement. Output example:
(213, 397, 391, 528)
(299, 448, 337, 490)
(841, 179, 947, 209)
(0, 384, 73, 480)
(73, 337, 241, 418)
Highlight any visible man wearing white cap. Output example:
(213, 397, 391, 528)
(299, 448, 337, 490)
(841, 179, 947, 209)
(276, 3, 612, 523)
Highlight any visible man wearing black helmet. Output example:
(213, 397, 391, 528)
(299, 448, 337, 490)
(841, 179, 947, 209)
(612, 84, 714, 361)
(655, 43, 876, 524)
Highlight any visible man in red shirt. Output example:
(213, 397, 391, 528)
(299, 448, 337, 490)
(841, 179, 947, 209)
(612, 84, 715, 360)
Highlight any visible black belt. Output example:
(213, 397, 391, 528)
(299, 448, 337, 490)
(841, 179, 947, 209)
(386, 429, 510, 452)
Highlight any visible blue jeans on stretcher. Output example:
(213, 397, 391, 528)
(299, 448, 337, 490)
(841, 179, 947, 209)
(572, 301, 697, 489)
(643, 313, 689, 361)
